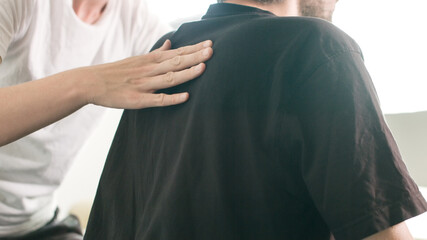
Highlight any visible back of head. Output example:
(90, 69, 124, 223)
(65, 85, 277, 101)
(217, 0, 337, 21)
(217, 0, 284, 4)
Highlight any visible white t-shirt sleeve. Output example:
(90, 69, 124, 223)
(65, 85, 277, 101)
(0, 0, 34, 61)
(130, 0, 172, 56)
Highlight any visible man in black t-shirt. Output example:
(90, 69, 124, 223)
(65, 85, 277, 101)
(85, 0, 427, 239)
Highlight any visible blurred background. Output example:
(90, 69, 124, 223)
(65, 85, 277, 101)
(56, 0, 427, 238)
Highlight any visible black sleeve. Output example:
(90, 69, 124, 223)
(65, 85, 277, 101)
(294, 51, 427, 240)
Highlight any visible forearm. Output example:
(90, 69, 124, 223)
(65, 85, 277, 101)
(0, 40, 213, 146)
(0, 69, 87, 146)
(362, 222, 413, 240)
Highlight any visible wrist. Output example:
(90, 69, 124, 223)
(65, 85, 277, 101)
(58, 67, 94, 107)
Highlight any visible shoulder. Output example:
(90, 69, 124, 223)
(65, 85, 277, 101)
(111, 0, 169, 32)
(0, 0, 37, 25)
(0, 0, 36, 54)
(256, 16, 362, 58)
(114, 0, 151, 19)
(301, 17, 361, 54)
(0, 0, 36, 11)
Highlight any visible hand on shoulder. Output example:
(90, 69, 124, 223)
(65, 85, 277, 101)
(79, 39, 213, 108)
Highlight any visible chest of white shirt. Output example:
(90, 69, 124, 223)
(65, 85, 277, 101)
(10, 0, 133, 81)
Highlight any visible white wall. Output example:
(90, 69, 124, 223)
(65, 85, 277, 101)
(385, 112, 427, 239)
(386, 112, 427, 186)
(55, 109, 122, 227)
(333, 0, 427, 114)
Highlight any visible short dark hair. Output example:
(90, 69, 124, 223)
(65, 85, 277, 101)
(217, 0, 284, 4)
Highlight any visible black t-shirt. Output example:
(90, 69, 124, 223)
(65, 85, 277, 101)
(84, 3, 427, 240)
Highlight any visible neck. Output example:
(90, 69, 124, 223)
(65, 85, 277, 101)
(73, 0, 109, 24)
(223, 0, 299, 17)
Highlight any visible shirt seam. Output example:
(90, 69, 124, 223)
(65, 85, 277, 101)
(0, 40, 6, 60)
(332, 191, 426, 235)
(202, 3, 274, 19)
(302, 49, 363, 82)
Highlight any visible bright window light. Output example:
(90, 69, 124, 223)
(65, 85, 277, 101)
(334, 0, 427, 114)
(147, 0, 212, 24)
(147, 0, 427, 114)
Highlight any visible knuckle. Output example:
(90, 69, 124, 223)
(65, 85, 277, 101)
(171, 56, 181, 66)
(177, 47, 184, 56)
(157, 93, 167, 106)
(139, 65, 154, 75)
(151, 51, 163, 62)
(163, 72, 175, 84)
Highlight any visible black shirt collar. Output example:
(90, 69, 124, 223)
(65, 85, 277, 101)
(202, 3, 275, 20)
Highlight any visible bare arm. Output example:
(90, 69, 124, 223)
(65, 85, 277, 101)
(363, 222, 413, 240)
(0, 39, 213, 146)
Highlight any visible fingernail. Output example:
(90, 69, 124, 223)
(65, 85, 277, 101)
(181, 93, 189, 101)
(203, 40, 212, 47)
(195, 64, 203, 72)
(203, 48, 211, 57)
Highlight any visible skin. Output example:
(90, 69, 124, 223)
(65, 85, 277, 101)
(224, 0, 414, 239)
(73, 0, 108, 24)
(222, 0, 338, 22)
(0, 1, 214, 146)
(223, 0, 300, 16)
(363, 222, 413, 240)
(298, 0, 338, 22)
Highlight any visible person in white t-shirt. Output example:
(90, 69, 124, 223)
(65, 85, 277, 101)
(0, 0, 213, 239)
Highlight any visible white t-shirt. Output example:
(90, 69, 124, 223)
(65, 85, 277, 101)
(0, 0, 170, 236)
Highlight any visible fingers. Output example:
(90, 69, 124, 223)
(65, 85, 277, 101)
(152, 40, 213, 63)
(128, 58, 207, 109)
(89, 40, 213, 110)
(158, 39, 172, 51)
(142, 63, 205, 91)
(148, 92, 190, 107)
(151, 46, 213, 76)
(125, 92, 189, 109)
